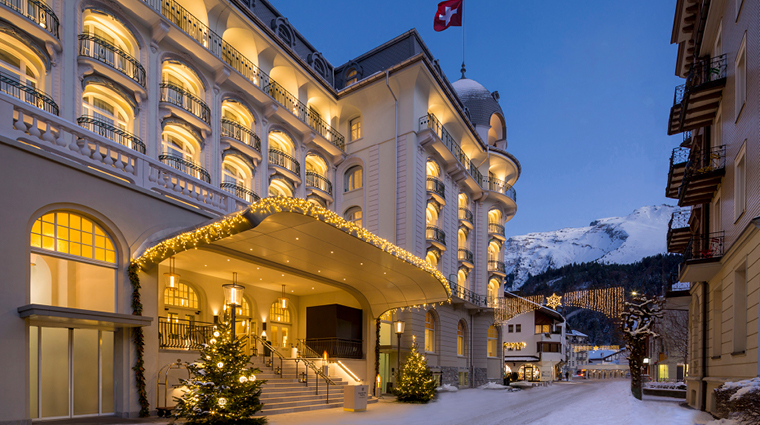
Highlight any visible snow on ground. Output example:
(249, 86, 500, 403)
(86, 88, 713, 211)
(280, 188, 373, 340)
(268, 380, 714, 425)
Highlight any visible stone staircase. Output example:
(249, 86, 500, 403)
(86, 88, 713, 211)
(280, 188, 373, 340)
(250, 353, 377, 415)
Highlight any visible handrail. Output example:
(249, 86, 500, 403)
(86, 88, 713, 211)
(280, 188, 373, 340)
(252, 334, 285, 378)
(488, 260, 506, 273)
(220, 182, 260, 203)
(157, 316, 215, 350)
(77, 116, 146, 154)
(668, 209, 690, 230)
(426, 176, 445, 200)
(459, 207, 473, 223)
(268, 148, 300, 175)
(458, 248, 474, 264)
(447, 278, 487, 307)
(1, 0, 59, 39)
(426, 226, 446, 246)
(292, 339, 337, 404)
(158, 153, 211, 183)
(487, 177, 517, 202)
(488, 223, 505, 235)
(419, 113, 484, 186)
(684, 231, 725, 261)
(78, 33, 146, 88)
(296, 339, 321, 358)
(159, 83, 211, 125)
(305, 170, 333, 196)
(0, 71, 58, 115)
(220, 118, 261, 152)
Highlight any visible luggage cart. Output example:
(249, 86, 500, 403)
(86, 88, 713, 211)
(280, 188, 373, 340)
(156, 359, 190, 417)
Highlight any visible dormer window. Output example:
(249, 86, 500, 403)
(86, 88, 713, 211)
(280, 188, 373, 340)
(345, 67, 357, 86)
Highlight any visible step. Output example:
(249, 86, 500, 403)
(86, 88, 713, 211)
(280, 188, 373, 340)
(261, 393, 344, 404)
(257, 401, 345, 416)
(261, 396, 344, 410)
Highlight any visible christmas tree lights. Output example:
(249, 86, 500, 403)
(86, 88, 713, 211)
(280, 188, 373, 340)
(394, 336, 437, 403)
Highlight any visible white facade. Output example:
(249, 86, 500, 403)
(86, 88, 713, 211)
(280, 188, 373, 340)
(502, 308, 565, 382)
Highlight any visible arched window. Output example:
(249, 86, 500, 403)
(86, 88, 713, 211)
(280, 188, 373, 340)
(164, 282, 199, 310)
(425, 249, 439, 268)
(270, 300, 291, 324)
(457, 321, 466, 356)
(426, 159, 441, 178)
(488, 240, 501, 262)
(457, 268, 468, 289)
(162, 61, 203, 97)
(80, 84, 137, 149)
(305, 153, 328, 182)
(269, 178, 294, 197)
(161, 124, 205, 180)
(458, 228, 468, 249)
(345, 207, 362, 227)
(487, 325, 498, 357)
(488, 209, 502, 225)
(0, 44, 41, 89)
(426, 202, 440, 227)
(425, 310, 436, 353)
(30, 211, 117, 312)
(488, 279, 499, 306)
(458, 193, 469, 209)
(269, 300, 291, 348)
(345, 165, 363, 192)
(345, 67, 358, 86)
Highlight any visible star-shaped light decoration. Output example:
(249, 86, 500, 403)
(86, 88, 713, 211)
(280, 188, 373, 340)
(546, 293, 562, 310)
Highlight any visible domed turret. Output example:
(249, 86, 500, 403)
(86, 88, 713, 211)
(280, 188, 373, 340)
(452, 78, 504, 128)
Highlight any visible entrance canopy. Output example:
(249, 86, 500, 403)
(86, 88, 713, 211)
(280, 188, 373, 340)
(134, 198, 451, 317)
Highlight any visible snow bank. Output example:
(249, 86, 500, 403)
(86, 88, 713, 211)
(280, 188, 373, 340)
(436, 384, 458, 392)
(720, 377, 760, 401)
(478, 382, 508, 390)
(644, 381, 686, 390)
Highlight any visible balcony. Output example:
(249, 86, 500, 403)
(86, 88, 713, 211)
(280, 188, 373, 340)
(220, 182, 260, 204)
(268, 148, 301, 182)
(426, 176, 446, 205)
(1, 71, 58, 115)
(1, 0, 59, 44)
(488, 260, 506, 276)
(426, 226, 446, 251)
(459, 207, 473, 229)
(305, 170, 333, 199)
(77, 116, 145, 154)
(665, 147, 689, 199)
(304, 338, 362, 359)
(158, 316, 215, 350)
(448, 278, 488, 308)
(458, 248, 474, 268)
(78, 33, 146, 96)
(159, 83, 211, 133)
(158, 153, 211, 184)
(220, 118, 261, 162)
(668, 55, 727, 135)
(678, 145, 725, 206)
(679, 232, 724, 282)
(488, 223, 506, 240)
(418, 114, 484, 192)
(666, 208, 691, 254)
(664, 272, 690, 311)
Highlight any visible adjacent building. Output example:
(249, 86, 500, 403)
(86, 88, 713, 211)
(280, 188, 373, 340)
(0, 0, 520, 421)
(502, 303, 565, 382)
(663, 0, 759, 414)
(565, 329, 589, 376)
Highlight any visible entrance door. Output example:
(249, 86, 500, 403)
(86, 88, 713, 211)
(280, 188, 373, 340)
(378, 353, 389, 393)
(270, 324, 291, 348)
(30, 326, 114, 419)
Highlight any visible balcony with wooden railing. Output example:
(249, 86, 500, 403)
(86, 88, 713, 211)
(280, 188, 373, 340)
(678, 145, 725, 206)
(668, 54, 727, 135)
(665, 147, 689, 199)
(667, 208, 691, 254)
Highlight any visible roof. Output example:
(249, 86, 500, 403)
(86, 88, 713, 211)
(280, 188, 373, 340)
(504, 356, 541, 362)
(451, 78, 505, 127)
(567, 330, 588, 337)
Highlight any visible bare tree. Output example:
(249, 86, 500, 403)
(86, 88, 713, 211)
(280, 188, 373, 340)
(655, 310, 689, 365)
(621, 295, 664, 400)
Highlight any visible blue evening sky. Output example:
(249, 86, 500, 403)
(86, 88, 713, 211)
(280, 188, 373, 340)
(272, 0, 682, 237)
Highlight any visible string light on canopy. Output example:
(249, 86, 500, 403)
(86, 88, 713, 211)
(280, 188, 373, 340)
(164, 256, 179, 290)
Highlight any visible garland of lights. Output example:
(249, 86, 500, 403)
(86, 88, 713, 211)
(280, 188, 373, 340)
(563, 287, 625, 318)
(128, 263, 150, 417)
(374, 318, 381, 395)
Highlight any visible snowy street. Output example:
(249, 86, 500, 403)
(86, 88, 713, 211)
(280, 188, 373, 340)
(268, 380, 714, 425)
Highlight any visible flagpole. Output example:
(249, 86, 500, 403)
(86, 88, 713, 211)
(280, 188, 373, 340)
(461, 0, 466, 78)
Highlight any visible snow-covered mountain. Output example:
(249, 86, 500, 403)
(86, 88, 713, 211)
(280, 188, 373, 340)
(504, 205, 677, 288)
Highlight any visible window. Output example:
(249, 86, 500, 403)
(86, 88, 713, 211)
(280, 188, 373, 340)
(345, 67, 357, 86)
(734, 143, 746, 220)
(425, 310, 436, 353)
(735, 35, 746, 120)
(458, 371, 468, 387)
(270, 301, 291, 324)
(508, 324, 513, 333)
(487, 325, 498, 357)
(345, 207, 362, 227)
(345, 166, 363, 192)
(269, 301, 291, 348)
(515, 324, 521, 333)
(712, 287, 722, 357)
(0, 45, 40, 88)
(164, 282, 199, 310)
(30, 212, 117, 313)
(350, 117, 362, 141)
(457, 321, 466, 356)
(222, 162, 248, 188)
(658, 364, 669, 381)
(269, 178, 294, 197)
(535, 324, 550, 334)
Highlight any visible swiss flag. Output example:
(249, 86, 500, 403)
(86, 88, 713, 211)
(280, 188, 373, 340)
(433, 0, 463, 32)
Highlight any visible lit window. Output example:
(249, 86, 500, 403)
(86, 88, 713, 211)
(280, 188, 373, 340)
(269, 178, 294, 197)
(345, 67, 357, 86)
(0, 46, 39, 88)
(345, 166, 363, 192)
(425, 310, 436, 353)
(31, 212, 116, 263)
(350, 117, 362, 141)
(269, 301, 291, 323)
(164, 282, 199, 309)
(735, 36, 746, 119)
(487, 325, 498, 357)
(535, 324, 550, 334)
(345, 207, 362, 227)
(457, 321, 465, 356)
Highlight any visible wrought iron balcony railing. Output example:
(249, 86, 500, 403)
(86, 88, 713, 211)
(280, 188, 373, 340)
(158, 316, 215, 350)
(268, 148, 300, 175)
(0, 71, 58, 115)
(426, 176, 445, 200)
(78, 34, 146, 88)
(448, 278, 487, 307)
(488, 260, 506, 273)
(459, 207, 473, 224)
(673, 54, 727, 105)
(684, 231, 725, 262)
(683, 131, 692, 146)
(670, 147, 690, 167)
(488, 223, 505, 236)
(487, 177, 517, 202)
(685, 145, 726, 177)
(159, 83, 211, 125)
(303, 338, 362, 359)
(77, 116, 146, 154)
(158, 153, 211, 183)
(220, 182, 260, 203)
(1, 0, 59, 39)
(458, 248, 474, 264)
(264, 80, 345, 150)
(221, 118, 261, 152)
(668, 209, 690, 231)
(426, 226, 446, 246)
(305, 171, 332, 196)
(419, 113, 484, 186)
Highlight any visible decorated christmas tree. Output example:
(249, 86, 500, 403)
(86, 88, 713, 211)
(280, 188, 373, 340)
(394, 336, 437, 403)
(174, 317, 267, 424)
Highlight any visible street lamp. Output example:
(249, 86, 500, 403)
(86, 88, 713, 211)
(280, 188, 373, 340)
(223, 272, 244, 339)
(394, 320, 405, 379)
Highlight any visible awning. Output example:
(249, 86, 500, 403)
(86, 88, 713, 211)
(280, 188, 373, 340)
(134, 198, 451, 317)
(18, 304, 153, 330)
